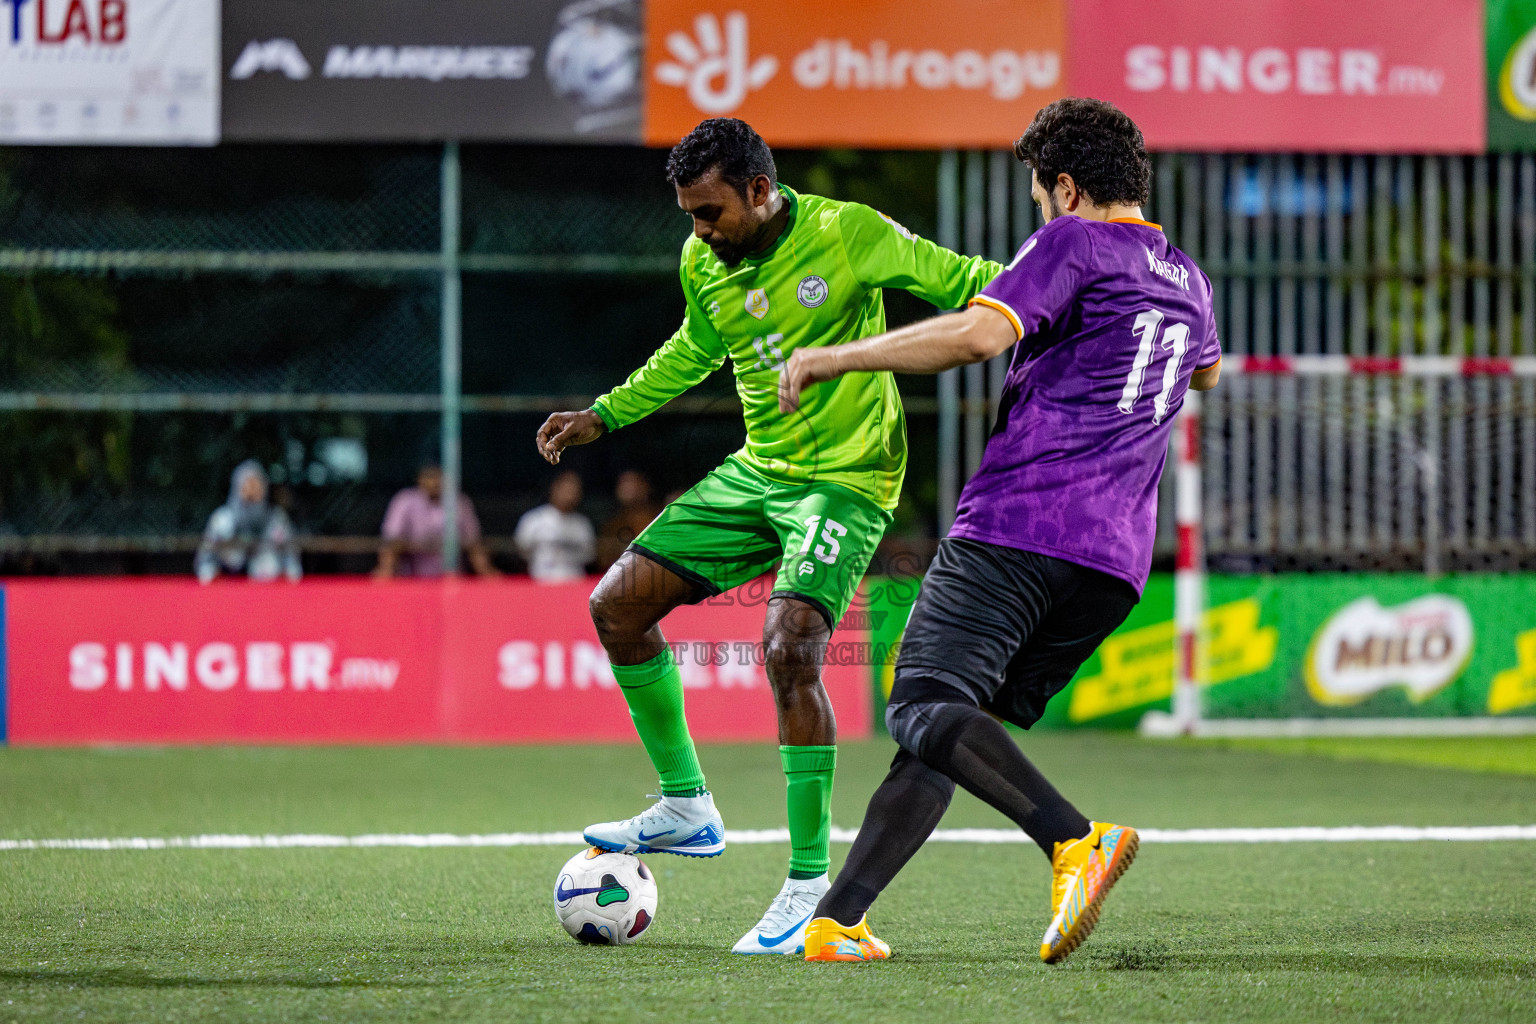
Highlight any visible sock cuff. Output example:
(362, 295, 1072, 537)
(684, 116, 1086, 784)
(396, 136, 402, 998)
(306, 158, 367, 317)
(611, 647, 677, 689)
(780, 744, 837, 774)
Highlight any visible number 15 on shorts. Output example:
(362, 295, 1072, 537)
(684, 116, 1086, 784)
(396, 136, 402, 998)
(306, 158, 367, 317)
(798, 514, 846, 573)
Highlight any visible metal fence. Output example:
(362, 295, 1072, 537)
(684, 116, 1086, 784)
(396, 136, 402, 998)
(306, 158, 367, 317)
(0, 144, 696, 571)
(4, 147, 1533, 572)
(937, 151, 1536, 572)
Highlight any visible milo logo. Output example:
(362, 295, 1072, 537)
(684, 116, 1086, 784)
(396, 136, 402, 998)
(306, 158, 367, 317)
(1305, 595, 1473, 706)
(1499, 24, 1536, 122)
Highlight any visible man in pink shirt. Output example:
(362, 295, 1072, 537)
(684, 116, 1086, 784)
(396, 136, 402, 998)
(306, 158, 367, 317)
(374, 463, 498, 578)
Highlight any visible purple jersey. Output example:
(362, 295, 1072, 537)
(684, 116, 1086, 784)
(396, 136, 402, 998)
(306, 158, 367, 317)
(952, 215, 1220, 594)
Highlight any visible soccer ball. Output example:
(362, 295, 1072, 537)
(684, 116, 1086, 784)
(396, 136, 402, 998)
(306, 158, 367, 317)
(553, 847, 658, 945)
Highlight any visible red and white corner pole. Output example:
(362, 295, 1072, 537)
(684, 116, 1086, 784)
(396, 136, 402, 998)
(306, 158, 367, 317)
(1172, 390, 1204, 734)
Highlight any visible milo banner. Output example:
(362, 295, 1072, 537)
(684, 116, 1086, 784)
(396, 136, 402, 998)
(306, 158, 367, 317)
(868, 574, 1536, 729)
(1489, 0, 1536, 150)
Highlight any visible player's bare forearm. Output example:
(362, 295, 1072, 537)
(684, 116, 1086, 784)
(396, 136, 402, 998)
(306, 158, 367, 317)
(1189, 361, 1221, 391)
(536, 409, 606, 465)
(778, 304, 1015, 413)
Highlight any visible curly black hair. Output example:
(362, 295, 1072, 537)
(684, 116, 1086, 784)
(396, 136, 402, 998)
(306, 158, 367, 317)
(665, 118, 776, 197)
(1014, 98, 1151, 207)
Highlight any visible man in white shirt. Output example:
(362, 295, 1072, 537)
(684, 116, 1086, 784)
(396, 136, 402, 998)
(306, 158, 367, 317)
(514, 470, 595, 582)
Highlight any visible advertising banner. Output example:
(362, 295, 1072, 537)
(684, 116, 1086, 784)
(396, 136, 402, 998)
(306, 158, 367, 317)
(1068, 0, 1485, 153)
(1, 578, 871, 745)
(1488, 0, 1536, 150)
(0, 0, 218, 144)
(869, 573, 1536, 730)
(642, 0, 1066, 148)
(221, 0, 642, 142)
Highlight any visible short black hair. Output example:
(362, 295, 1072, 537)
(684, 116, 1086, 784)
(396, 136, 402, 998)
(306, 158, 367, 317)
(665, 118, 776, 197)
(1014, 98, 1151, 208)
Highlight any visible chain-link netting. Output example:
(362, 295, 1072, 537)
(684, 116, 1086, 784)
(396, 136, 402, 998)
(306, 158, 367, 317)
(5, 277, 439, 395)
(0, 148, 441, 253)
(461, 146, 683, 259)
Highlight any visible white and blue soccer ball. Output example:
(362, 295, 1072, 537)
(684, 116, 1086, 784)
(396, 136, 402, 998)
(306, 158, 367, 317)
(553, 847, 658, 945)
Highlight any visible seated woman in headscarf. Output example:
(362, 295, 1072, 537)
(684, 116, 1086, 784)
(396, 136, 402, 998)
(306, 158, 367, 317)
(194, 460, 302, 584)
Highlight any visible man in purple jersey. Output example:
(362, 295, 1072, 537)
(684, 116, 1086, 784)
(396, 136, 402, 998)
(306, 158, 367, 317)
(778, 98, 1222, 965)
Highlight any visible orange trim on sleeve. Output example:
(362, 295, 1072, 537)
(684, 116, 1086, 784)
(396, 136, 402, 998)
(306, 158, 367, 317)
(1194, 356, 1222, 372)
(969, 295, 1024, 341)
(1108, 217, 1163, 230)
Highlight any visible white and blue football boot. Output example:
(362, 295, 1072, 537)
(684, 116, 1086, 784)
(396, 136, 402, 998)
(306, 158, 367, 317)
(583, 791, 725, 858)
(731, 873, 830, 955)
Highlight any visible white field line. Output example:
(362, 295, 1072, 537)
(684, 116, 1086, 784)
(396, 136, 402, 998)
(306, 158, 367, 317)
(2, 825, 1535, 852)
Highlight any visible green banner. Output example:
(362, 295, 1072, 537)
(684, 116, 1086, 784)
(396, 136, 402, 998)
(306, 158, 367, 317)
(1488, 0, 1536, 151)
(867, 573, 1536, 729)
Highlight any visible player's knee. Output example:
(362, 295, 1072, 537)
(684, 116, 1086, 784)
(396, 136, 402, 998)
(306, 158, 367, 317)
(885, 700, 924, 755)
(886, 697, 973, 762)
(588, 578, 637, 641)
(763, 631, 825, 683)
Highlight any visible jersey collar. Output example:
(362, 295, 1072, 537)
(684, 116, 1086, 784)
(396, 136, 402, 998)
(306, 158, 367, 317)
(740, 184, 799, 265)
(1108, 216, 1163, 230)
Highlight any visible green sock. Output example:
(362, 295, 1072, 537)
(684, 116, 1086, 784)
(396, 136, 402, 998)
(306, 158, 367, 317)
(613, 648, 706, 797)
(781, 744, 836, 879)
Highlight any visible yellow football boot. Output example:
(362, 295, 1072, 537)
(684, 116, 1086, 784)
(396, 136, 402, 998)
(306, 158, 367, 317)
(803, 915, 891, 962)
(1040, 821, 1139, 964)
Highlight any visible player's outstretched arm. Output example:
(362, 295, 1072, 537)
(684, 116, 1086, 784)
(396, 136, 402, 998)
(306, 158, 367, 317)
(839, 203, 1001, 309)
(779, 304, 1015, 413)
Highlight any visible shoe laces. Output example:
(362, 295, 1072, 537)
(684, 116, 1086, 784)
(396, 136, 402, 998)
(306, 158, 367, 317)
(614, 794, 673, 830)
(757, 880, 824, 930)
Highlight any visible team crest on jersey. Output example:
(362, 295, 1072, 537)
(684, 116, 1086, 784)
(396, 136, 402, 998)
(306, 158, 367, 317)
(745, 288, 770, 320)
(797, 275, 828, 308)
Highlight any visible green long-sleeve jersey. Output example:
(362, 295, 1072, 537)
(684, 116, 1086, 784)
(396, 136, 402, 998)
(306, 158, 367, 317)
(591, 186, 1000, 511)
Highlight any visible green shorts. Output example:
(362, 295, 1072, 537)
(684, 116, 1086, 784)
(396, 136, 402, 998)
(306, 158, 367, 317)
(631, 456, 893, 627)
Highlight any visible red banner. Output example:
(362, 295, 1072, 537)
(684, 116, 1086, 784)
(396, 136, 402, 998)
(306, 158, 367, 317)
(1068, 0, 1485, 153)
(1, 579, 871, 745)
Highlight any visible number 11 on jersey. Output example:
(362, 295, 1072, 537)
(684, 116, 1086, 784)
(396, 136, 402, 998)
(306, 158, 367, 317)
(1118, 308, 1191, 425)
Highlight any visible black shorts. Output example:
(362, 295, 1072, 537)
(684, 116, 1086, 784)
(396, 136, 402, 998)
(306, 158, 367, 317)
(891, 538, 1140, 729)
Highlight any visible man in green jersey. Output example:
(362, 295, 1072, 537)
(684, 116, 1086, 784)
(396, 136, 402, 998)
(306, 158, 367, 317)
(536, 118, 998, 954)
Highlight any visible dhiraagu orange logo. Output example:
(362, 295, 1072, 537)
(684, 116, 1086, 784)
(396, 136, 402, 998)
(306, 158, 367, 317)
(1499, 23, 1536, 121)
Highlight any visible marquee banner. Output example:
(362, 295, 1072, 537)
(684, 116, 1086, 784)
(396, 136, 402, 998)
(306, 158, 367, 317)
(221, 0, 643, 142)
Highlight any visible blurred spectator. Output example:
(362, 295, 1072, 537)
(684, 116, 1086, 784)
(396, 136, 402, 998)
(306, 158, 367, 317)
(596, 470, 662, 571)
(375, 463, 498, 578)
(515, 470, 595, 582)
(195, 460, 302, 584)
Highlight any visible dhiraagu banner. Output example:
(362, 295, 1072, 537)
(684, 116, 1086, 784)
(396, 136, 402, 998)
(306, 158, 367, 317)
(867, 573, 1536, 729)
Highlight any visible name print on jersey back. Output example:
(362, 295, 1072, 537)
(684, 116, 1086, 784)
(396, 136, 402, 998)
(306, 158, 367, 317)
(1145, 246, 1189, 290)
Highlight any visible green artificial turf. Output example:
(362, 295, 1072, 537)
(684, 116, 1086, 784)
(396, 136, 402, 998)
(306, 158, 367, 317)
(1, 734, 1533, 1023)
(1217, 735, 1536, 776)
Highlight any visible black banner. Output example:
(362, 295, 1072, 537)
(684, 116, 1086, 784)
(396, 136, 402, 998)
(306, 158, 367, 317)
(222, 0, 641, 142)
